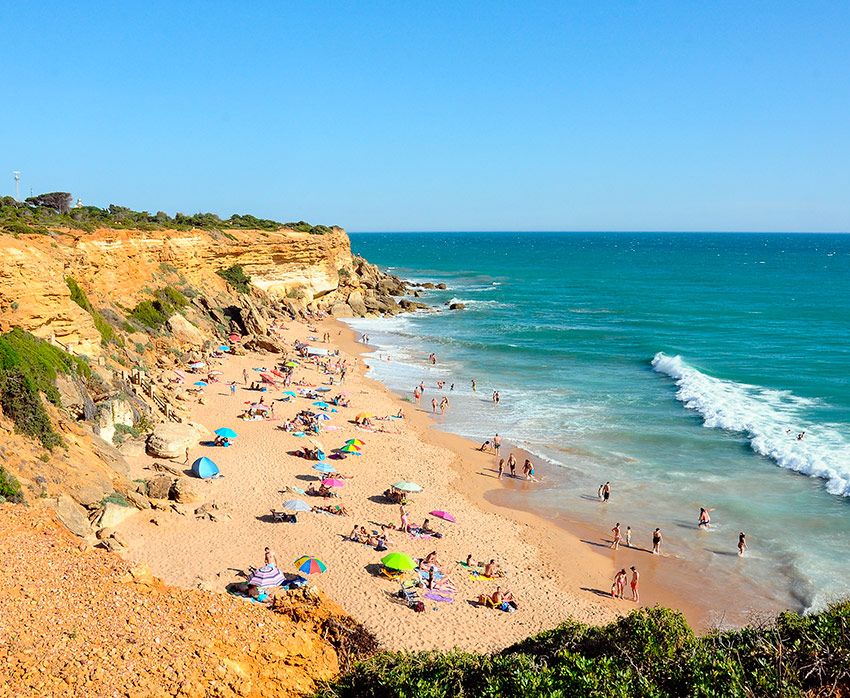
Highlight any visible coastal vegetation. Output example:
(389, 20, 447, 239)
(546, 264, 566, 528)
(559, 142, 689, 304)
(0, 194, 335, 235)
(128, 287, 189, 330)
(0, 329, 90, 449)
(319, 604, 850, 697)
(216, 265, 252, 294)
(65, 276, 118, 345)
(0, 465, 24, 503)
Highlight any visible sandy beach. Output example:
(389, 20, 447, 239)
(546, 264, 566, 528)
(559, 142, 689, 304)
(117, 316, 710, 652)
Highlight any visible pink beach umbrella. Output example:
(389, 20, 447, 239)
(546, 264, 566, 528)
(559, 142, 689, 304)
(429, 510, 457, 523)
(321, 478, 345, 488)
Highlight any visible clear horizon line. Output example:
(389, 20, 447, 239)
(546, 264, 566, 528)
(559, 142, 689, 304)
(348, 229, 850, 235)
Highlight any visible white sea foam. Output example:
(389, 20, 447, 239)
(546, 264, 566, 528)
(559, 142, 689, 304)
(445, 297, 507, 309)
(652, 353, 850, 497)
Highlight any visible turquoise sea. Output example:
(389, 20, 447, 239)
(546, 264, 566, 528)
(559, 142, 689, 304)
(346, 232, 850, 616)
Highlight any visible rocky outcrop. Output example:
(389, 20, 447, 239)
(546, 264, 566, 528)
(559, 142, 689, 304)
(146, 422, 204, 459)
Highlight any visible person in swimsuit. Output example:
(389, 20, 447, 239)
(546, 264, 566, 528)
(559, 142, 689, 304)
(738, 532, 747, 556)
(493, 433, 502, 455)
(625, 526, 632, 547)
(698, 507, 712, 528)
(497, 458, 504, 479)
(264, 547, 278, 568)
(601, 482, 611, 502)
(610, 523, 622, 550)
(399, 505, 410, 533)
(612, 568, 627, 599)
(507, 453, 517, 478)
(652, 528, 662, 554)
(630, 566, 640, 602)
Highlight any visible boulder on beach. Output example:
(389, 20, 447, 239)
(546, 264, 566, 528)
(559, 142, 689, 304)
(146, 423, 203, 459)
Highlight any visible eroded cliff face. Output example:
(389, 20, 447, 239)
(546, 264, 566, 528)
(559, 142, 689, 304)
(0, 225, 360, 358)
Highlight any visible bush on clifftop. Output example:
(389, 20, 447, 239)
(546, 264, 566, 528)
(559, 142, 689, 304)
(66, 276, 117, 345)
(317, 604, 850, 698)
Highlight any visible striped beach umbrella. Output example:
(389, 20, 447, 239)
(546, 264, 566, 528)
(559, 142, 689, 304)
(294, 556, 327, 575)
(283, 499, 312, 512)
(316, 413, 331, 421)
(345, 439, 365, 446)
(339, 443, 361, 454)
(247, 564, 285, 588)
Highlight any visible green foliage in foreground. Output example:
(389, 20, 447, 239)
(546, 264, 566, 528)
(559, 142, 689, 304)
(0, 195, 336, 236)
(0, 329, 91, 449)
(128, 287, 189, 331)
(318, 604, 850, 698)
(216, 265, 252, 294)
(65, 276, 117, 344)
(0, 465, 24, 503)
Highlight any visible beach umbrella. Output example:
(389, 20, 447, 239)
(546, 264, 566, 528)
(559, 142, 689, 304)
(315, 387, 331, 392)
(339, 443, 361, 453)
(189, 361, 206, 368)
(321, 478, 344, 488)
(214, 427, 238, 439)
(229, 333, 241, 342)
(429, 510, 457, 523)
(312, 463, 336, 474)
(218, 345, 230, 351)
(247, 564, 286, 588)
(355, 412, 373, 422)
(381, 552, 416, 572)
(308, 437, 325, 450)
(209, 370, 223, 375)
(283, 499, 312, 512)
(312, 401, 330, 408)
(174, 369, 187, 379)
(282, 390, 297, 397)
(284, 361, 299, 368)
(251, 403, 270, 411)
(193, 381, 208, 387)
(393, 481, 423, 493)
(289, 486, 307, 496)
(316, 413, 331, 421)
(294, 556, 327, 575)
(345, 439, 365, 446)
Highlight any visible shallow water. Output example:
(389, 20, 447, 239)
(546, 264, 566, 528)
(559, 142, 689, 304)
(347, 232, 850, 613)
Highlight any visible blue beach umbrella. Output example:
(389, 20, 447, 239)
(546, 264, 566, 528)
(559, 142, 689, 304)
(191, 457, 220, 479)
(214, 427, 238, 439)
(282, 390, 297, 397)
(312, 463, 336, 474)
(312, 401, 330, 408)
(194, 381, 208, 387)
(218, 345, 230, 351)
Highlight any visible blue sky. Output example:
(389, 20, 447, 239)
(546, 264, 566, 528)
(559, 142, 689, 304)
(2, 2, 849, 231)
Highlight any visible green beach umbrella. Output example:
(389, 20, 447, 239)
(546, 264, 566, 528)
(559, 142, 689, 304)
(381, 552, 417, 571)
(392, 481, 423, 493)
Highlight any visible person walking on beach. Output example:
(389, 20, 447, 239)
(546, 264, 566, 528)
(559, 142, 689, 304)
(652, 527, 663, 555)
(507, 452, 517, 478)
(738, 532, 747, 557)
(630, 566, 640, 602)
(698, 507, 713, 528)
(413, 386, 421, 404)
(611, 523, 622, 550)
(440, 396, 449, 414)
(471, 379, 476, 392)
(493, 433, 502, 456)
(626, 526, 632, 547)
(242, 368, 248, 385)
(497, 458, 504, 479)
(230, 381, 237, 396)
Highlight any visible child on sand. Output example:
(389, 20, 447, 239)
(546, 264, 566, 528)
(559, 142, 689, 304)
(612, 569, 627, 599)
(630, 566, 639, 602)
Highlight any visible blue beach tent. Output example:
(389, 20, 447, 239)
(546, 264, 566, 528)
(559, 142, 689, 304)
(191, 456, 220, 479)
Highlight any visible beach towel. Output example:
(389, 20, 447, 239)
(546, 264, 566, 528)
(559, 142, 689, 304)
(469, 573, 497, 581)
(292, 432, 306, 437)
(423, 592, 454, 603)
(418, 568, 444, 581)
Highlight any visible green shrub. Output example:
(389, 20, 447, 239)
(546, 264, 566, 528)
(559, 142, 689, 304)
(319, 603, 850, 698)
(0, 464, 24, 503)
(216, 265, 252, 293)
(100, 492, 130, 507)
(65, 276, 116, 344)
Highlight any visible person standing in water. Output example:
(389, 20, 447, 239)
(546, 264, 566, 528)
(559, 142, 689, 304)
(698, 507, 713, 528)
(738, 532, 747, 556)
(610, 523, 622, 550)
(600, 482, 611, 502)
(493, 433, 502, 456)
(431, 397, 438, 413)
(630, 566, 640, 602)
(652, 528, 663, 555)
(471, 379, 476, 392)
(625, 526, 632, 547)
(507, 452, 517, 478)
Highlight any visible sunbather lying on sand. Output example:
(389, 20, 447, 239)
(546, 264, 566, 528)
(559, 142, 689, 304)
(419, 551, 442, 571)
(478, 586, 515, 608)
(312, 504, 349, 516)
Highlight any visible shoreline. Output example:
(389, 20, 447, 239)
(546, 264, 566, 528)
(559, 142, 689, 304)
(340, 318, 792, 632)
(114, 311, 764, 654)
